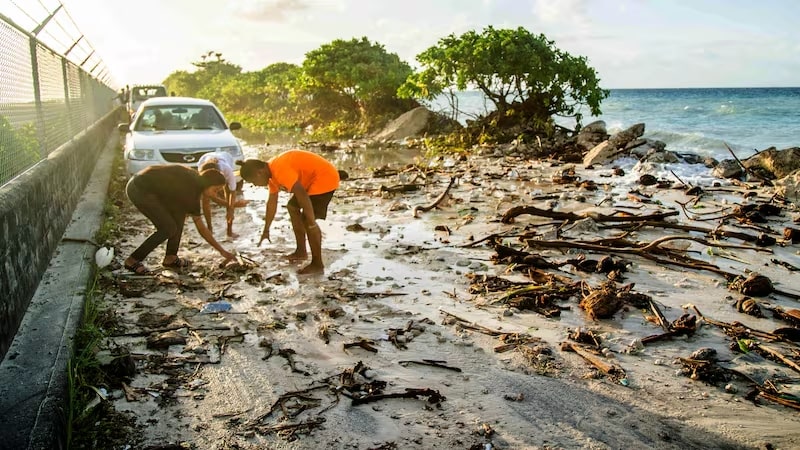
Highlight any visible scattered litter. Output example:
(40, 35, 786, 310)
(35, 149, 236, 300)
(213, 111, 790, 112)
(200, 300, 233, 314)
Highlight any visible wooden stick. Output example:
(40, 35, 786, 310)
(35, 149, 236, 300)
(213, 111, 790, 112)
(649, 299, 671, 332)
(755, 344, 800, 374)
(398, 360, 462, 372)
(563, 342, 623, 377)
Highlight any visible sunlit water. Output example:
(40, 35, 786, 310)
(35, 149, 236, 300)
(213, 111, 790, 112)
(427, 88, 800, 162)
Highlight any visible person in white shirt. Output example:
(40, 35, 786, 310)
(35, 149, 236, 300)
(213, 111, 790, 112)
(197, 152, 246, 237)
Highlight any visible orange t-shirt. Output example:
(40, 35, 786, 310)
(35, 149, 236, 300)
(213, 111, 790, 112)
(267, 149, 339, 195)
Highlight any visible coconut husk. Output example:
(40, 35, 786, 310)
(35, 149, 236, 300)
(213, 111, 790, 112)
(729, 273, 774, 297)
(579, 281, 625, 320)
(735, 297, 765, 318)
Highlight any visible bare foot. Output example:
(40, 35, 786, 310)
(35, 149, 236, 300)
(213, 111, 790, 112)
(298, 262, 324, 274)
(285, 251, 307, 261)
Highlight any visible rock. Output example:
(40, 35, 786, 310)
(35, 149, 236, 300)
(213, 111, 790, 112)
(373, 107, 432, 142)
(713, 159, 744, 179)
(639, 174, 658, 186)
(373, 106, 461, 142)
(744, 147, 800, 179)
(689, 347, 717, 361)
(643, 150, 680, 164)
(776, 169, 800, 204)
(575, 120, 609, 152)
(581, 120, 608, 134)
(582, 123, 646, 167)
(583, 141, 626, 167)
(608, 123, 645, 148)
(676, 153, 706, 165)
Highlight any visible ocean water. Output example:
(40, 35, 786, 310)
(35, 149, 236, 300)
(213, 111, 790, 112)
(431, 88, 800, 162)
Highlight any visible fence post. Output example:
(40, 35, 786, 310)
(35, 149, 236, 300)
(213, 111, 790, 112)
(61, 56, 73, 137)
(28, 38, 46, 159)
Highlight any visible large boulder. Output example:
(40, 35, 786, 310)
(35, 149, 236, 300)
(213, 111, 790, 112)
(583, 123, 645, 167)
(373, 106, 460, 142)
(743, 147, 800, 179)
(713, 159, 744, 179)
(609, 123, 645, 149)
(575, 120, 609, 152)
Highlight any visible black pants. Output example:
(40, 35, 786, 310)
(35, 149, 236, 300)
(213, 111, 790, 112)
(126, 176, 186, 261)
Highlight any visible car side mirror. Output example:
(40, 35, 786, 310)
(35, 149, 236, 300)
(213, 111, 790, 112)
(229, 122, 241, 131)
(117, 123, 130, 133)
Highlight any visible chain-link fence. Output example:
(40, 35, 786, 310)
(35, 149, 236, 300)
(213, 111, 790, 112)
(0, 6, 115, 186)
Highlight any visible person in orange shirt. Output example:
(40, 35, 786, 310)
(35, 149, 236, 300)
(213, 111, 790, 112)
(237, 150, 340, 274)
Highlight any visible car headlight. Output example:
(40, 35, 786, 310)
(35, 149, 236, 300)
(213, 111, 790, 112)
(128, 149, 155, 160)
(220, 145, 243, 158)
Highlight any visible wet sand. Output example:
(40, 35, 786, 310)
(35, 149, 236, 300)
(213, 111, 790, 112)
(98, 146, 800, 449)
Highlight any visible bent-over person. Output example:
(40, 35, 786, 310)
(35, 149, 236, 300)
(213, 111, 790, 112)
(237, 150, 339, 274)
(197, 151, 247, 238)
(123, 164, 236, 273)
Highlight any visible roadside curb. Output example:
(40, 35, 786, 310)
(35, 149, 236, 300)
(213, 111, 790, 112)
(0, 133, 117, 450)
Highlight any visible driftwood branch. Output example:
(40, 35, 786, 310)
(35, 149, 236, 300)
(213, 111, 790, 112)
(502, 205, 678, 224)
(602, 221, 763, 243)
(413, 176, 457, 218)
(351, 388, 445, 405)
(725, 142, 769, 183)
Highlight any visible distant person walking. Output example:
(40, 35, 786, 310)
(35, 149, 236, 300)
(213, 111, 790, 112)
(197, 151, 247, 238)
(123, 164, 236, 273)
(237, 150, 340, 274)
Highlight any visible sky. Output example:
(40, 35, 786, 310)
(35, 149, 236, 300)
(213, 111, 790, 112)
(15, 0, 800, 89)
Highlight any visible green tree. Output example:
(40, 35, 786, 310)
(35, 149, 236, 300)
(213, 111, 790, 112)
(302, 37, 414, 131)
(163, 51, 242, 100)
(222, 63, 307, 132)
(399, 26, 608, 129)
(0, 116, 40, 184)
(162, 70, 200, 97)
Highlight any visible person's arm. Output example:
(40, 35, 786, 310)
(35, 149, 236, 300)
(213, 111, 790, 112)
(225, 188, 235, 236)
(259, 192, 279, 246)
(290, 181, 317, 225)
(191, 215, 235, 261)
(207, 187, 227, 206)
(202, 194, 213, 232)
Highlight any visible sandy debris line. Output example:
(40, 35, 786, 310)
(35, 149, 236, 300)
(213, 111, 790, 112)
(87, 154, 800, 449)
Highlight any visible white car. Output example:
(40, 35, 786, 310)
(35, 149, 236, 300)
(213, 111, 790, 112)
(119, 97, 244, 176)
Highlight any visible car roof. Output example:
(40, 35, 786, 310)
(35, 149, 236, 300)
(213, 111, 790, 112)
(140, 97, 215, 107)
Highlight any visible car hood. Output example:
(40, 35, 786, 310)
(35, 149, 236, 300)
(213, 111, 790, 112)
(130, 130, 238, 150)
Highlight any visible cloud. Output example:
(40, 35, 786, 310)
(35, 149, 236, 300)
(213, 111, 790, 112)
(533, 0, 589, 24)
(227, 0, 313, 22)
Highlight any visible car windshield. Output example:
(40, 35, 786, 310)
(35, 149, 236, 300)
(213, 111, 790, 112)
(131, 86, 167, 101)
(134, 105, 225, 131)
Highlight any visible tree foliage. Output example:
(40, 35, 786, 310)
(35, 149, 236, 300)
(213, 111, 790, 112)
(158, 28, 610, 143)
(302, 37, 414, 129)
(0, 116, 40, 184)
(399, 26, 608, 129)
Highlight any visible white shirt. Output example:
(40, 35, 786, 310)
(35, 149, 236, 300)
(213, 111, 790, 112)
(197, 152, 237, 191)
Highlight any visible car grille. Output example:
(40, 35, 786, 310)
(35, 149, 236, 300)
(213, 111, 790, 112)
(161, 149, 214, 164)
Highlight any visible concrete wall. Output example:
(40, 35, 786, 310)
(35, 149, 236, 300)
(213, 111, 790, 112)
(0, 107, 124, 360)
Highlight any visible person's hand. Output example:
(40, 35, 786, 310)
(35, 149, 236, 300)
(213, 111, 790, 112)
(258, 227, 271, 246)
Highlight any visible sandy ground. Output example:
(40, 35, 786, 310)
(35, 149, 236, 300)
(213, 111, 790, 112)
(91, 146, 800, 449)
